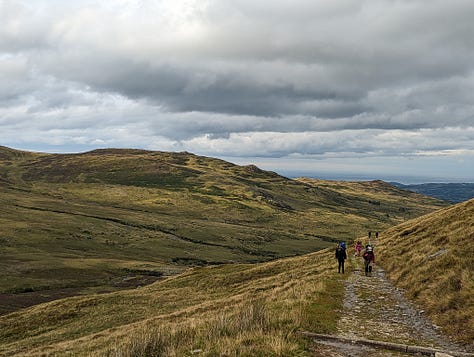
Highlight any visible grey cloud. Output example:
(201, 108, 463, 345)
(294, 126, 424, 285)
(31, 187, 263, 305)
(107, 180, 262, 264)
(182, 128, 474, 158)
(1, 0, 474, 162)
(8, 0, 474, 121)
(39, 54, 350, 117)
(0, 0, 53, 52)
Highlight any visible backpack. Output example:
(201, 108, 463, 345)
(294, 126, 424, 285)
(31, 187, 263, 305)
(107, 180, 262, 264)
(363, 250, 374, 261)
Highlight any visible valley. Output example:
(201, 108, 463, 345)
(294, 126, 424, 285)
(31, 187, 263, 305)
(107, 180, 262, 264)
(2, 146, 471, 356)
(0, 146, 446, 313)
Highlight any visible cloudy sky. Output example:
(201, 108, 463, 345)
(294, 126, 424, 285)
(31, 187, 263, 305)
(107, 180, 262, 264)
(1, 0, 473, 182)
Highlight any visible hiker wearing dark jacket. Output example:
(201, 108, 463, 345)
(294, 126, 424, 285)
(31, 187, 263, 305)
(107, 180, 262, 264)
(335, 244, 347, 274)
(362, 246, 375, 276)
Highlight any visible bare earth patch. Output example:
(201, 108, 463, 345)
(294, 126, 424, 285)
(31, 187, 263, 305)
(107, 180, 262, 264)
(0, 275, 162, 316)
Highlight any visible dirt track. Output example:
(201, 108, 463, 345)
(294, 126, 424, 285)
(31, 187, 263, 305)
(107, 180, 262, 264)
(311, 255, 471, 356)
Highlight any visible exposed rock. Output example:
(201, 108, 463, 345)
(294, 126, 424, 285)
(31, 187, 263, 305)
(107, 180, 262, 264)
(332, 257, 469, 356)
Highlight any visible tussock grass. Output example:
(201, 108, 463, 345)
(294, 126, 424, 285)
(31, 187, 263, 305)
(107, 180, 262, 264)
(106, 300, 290, 357)
(376, 198, 474, 345)
(0, 249, 345, 356)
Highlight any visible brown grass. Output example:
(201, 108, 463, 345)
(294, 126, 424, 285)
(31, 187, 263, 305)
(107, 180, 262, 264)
(0, 249, 346, 356)
(376, 198, 474, 345)
(0, 147, 445, 307)
(105, 300, 294, 357)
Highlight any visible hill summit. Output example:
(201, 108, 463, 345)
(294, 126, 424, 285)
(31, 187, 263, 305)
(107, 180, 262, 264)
(0, 146, 446, 314)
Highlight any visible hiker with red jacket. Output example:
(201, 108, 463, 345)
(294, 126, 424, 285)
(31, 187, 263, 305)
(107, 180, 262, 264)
(335, 243, 347, 274)
(362, 245, 375, 276)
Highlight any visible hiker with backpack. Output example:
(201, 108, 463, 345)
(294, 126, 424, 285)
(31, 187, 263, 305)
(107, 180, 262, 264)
(362, 245, 375, 276)
(335, 243, 347, 274)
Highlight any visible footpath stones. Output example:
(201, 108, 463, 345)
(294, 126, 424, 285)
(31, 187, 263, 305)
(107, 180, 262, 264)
(333, 258, 466, 356)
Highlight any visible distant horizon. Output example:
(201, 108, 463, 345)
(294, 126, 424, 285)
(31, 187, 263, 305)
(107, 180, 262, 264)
(3, 143, 471, 185)
(220, 155, 474, 185)
(284, 172, 473, 185)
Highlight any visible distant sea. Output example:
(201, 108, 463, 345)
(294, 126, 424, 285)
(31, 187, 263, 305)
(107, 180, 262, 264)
(280, 171, 472, 185)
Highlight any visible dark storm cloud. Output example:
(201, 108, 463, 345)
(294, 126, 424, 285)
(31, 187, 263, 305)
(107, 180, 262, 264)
(39, 55, 352, 117)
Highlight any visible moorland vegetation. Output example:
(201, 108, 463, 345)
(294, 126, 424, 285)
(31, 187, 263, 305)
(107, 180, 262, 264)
(2, 146, 471, 356)
(378, 198, 474, 344)
(0, 146, 445, 312)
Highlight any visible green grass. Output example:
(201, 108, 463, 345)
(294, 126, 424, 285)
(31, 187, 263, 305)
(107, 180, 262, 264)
(0, 146, 447, 313)
(1, 146, 467, 355)
(301, 276, 345, 334)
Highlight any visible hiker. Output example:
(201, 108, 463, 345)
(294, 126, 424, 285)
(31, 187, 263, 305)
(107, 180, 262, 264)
(362, 245, 375, 276)
(335, 243, 347, 274)
(354, 241, 362, 256)
(339, 241, 347, 251)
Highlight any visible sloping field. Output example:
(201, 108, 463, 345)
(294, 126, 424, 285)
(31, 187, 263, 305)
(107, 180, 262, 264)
(1, 200, 472, 355)
(0, 146, 446, 311)
(377, 198, 474, 346)
(0, 249, 342, 356)
(0, 146, 469, 355)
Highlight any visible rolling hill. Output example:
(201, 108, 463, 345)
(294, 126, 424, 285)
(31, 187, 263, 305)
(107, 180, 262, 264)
(0, 146, 446, 314)
(0, 199, 472, 355)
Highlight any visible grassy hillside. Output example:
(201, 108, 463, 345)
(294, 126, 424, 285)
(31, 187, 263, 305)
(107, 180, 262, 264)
(0, 249, 343, 356)
(0, 146, 446, 313)
(0, 194, 470, 356)
(297, 178, 441, 222)
(376, 198, 474, 346)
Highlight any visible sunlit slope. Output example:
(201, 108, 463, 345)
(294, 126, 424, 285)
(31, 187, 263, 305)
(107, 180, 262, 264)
(297, 177, 443, 224)
(0, 250, 343, 356)
(0, 146, 446, 307)
(377, 198, 474, 345)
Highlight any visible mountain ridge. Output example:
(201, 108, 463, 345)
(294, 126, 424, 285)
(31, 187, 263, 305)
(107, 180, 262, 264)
(0, 145, 447, 315)
(391, 182, 474, 203)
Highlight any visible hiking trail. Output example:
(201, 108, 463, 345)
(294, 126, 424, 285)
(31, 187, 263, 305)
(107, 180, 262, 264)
(308, 255, 473, 357)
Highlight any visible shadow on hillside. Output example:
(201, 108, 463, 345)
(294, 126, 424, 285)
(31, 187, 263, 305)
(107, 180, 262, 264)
(0, 275, 163, 316)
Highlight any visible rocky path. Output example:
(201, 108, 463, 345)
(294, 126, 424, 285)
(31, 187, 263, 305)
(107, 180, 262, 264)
(310, 256, 470, 357)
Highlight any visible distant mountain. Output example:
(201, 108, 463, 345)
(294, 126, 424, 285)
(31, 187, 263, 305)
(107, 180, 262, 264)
(391, 182, 474, 203)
